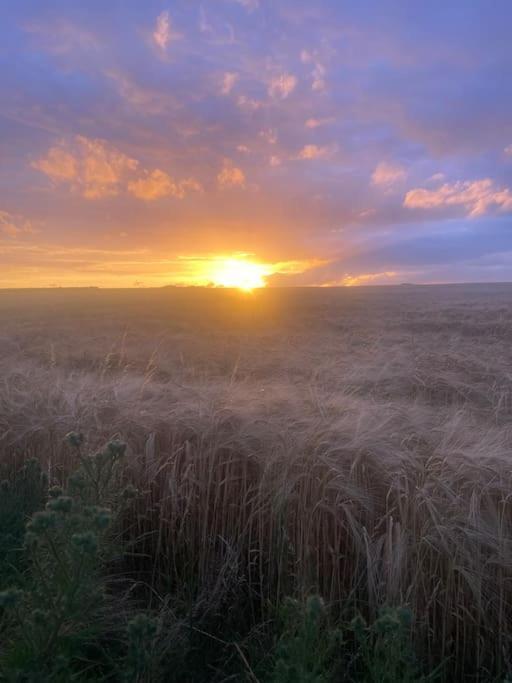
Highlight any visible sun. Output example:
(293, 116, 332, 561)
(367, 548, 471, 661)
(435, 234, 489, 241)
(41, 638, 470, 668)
(210, 258, 270, 291)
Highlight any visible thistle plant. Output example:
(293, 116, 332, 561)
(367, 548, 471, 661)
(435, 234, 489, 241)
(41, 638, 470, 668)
(0, 435, 141, 681)
(348, 607, 435, 682)
(270, 595, 342, 683)
(121, 613, 160, 682)
(0, 458, 48, 584)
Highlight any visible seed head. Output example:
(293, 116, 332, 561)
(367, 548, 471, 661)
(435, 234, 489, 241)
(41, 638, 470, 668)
(48, 485, 63, 498)
(71, 531, 98, 554)
(122, 484, 138, 500)
(93, 507, 112, 530)
(46, 496, 73, 514)
(66, 432, 84, 448)
(68, 472, 86, 490)
(24, 531, 39, 550)
(107, 440, 127, 459)
(27, 510, 57, 534)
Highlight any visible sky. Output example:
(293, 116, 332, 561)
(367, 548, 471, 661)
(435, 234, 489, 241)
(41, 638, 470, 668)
(1, 0, 512, 287)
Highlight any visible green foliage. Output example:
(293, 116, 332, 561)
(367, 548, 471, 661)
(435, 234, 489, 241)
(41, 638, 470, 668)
(0, 458, 48, 583)
(348, 607, 432, 683)
(122, 613, 159, 682)
(270, 595, 342, 683)
(0, 435, 143, 682)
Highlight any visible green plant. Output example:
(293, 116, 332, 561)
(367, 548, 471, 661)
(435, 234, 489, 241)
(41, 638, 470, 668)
(0, 459, 48, 584)
(348, 607, 436, 683)
(270, 595, 342, 683)
(0, 435, 141, 681)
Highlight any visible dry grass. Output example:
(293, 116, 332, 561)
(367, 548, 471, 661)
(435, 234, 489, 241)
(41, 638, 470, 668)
(1, 284, 511, 679)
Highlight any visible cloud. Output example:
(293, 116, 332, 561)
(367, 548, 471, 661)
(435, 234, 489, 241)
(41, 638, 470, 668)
(153, 10, 179, 52)
(428, 172, 445, 183)
(404, 178, 512, 217)
(371, 162, 407, 188)
(505, 144, 512, 156)
(32, 147, 77, 182)
(32, 136, 138, 199)
(230, 0, 259, 11)
(236, 95, 262, 111)
(269, 155, 281, 167)
(199, 7, 235, 44)
(268, 73, 297, 99)
(300, 50, 327, 92)
(296, 144, 335, 160)
(0, 210, 38, 238)
(341, 271, 397, 286)
(221, 72, 238, 95)
(128, 169, 201, 201)
(105, 71, 168, 114)
(259, 128, 277, 144)
(23, 20, 99, 56)
(305, 117, 334, 128)
(217, 160, 246, 188)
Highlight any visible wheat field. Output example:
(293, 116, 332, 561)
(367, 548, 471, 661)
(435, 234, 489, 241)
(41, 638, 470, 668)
(1, 284, 511, 680)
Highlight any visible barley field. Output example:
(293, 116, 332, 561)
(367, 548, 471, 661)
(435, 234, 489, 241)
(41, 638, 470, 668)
(1, 284, 511, 681)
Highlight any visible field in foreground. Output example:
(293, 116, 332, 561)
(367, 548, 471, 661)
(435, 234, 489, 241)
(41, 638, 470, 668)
(0, 284, 511, 681)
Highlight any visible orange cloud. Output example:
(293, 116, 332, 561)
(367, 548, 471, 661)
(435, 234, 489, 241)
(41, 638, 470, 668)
(296, 144, 335, 160)
(128, 169, 201, 200)
(0, 210, 38, 238)
(32, 136, 138, 199)
(404, 178, 512, 216)
(32, 147, 77, 181)
(341, 271, 397, 286)
(217, 160, 246, 188)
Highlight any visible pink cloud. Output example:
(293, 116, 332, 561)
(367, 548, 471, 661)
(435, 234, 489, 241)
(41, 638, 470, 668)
(153, 11, 179, 52)
(236, 95, 262, 111)
(300, 49, 327, 92)
(371, 161, 406, 188)
(268, 73, 297, 99)
(404, 178, 512, 217)
(305, 117, 334, 129)
(221, 71, 238, 95)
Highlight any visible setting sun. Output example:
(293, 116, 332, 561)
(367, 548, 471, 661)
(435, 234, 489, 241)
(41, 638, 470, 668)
(209, 258, 271, 290)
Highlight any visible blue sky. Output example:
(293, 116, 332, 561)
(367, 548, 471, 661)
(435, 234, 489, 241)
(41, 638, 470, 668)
(1, 0, 512, 286)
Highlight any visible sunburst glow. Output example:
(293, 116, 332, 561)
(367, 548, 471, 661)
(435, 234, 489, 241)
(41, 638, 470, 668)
(209, 258, 271, 290)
